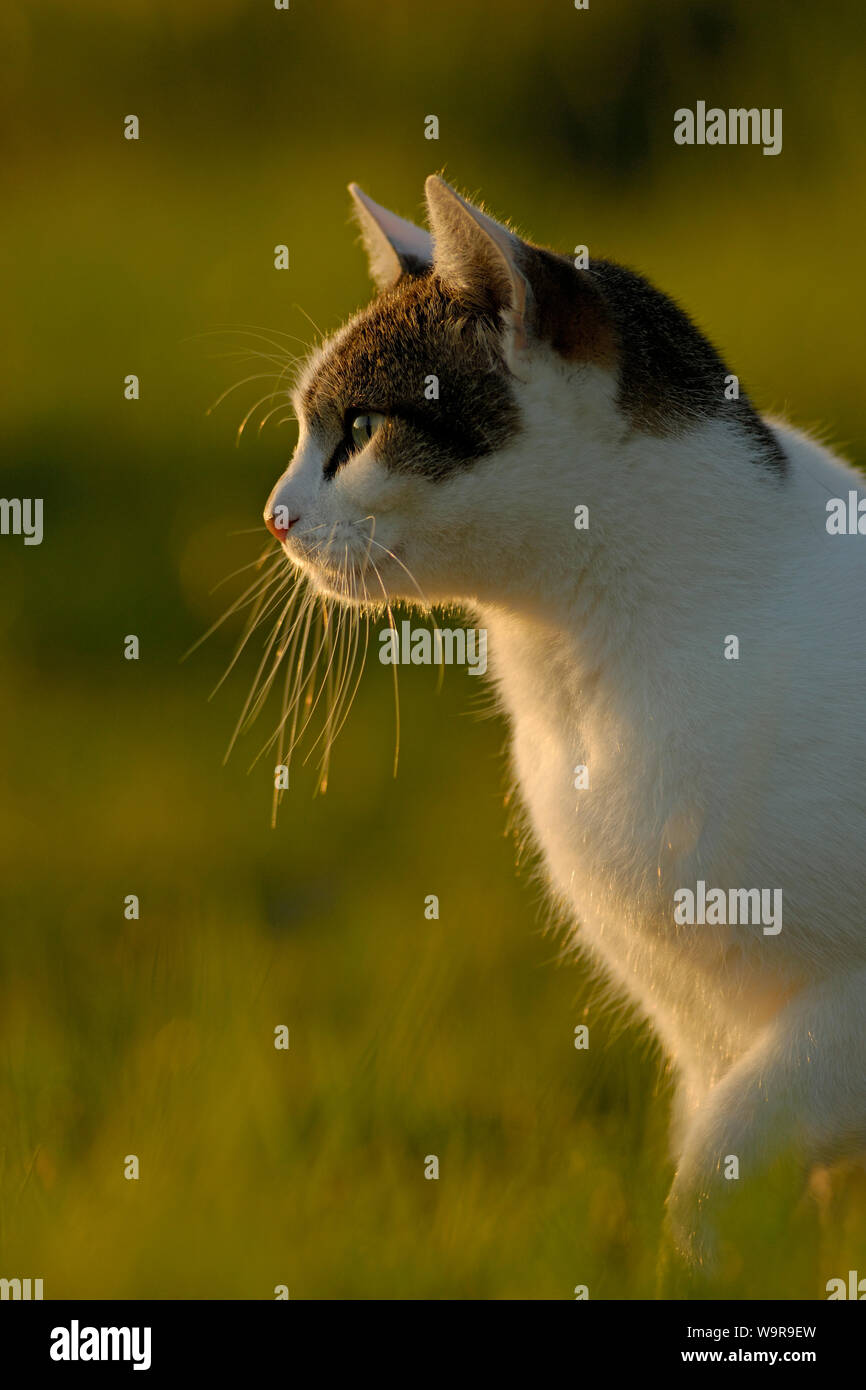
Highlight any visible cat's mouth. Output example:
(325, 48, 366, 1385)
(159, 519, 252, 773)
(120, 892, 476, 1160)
(282, 528, 397, 607)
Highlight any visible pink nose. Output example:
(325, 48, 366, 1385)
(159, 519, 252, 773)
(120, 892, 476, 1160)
(265, 512, 299, 542)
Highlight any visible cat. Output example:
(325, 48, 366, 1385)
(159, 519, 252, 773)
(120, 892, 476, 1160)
(263, 175, 866, 1266)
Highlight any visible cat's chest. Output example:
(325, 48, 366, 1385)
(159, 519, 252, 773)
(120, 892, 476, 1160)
(484, 622, 670, 893)
(503, 681, 758, 1044)
(507, 685, 666, 910)
(490, 630, 736, 983)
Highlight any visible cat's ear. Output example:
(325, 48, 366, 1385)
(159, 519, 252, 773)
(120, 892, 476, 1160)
(425, 175, 615, 375)
(424, 175, 531, 363)
(349, 183, 433, 290)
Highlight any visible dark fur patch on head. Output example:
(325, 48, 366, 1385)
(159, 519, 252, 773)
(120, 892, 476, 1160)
(302, 273, 519, 481)
(304, 235, 786, 482)
(590, 260, 787, 473)
(522, 248, 787, 475)
(519, 243, 617, 368)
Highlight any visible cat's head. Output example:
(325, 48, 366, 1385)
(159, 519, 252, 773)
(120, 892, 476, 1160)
(263, 176, 624, 610)
(263, 176, 782, 611)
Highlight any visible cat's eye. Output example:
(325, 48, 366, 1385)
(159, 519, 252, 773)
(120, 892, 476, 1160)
(350, 411, 386, 452)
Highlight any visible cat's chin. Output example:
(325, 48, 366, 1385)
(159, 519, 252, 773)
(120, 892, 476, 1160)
(292, 556, 382, 609)
(288, 542, 417, 609)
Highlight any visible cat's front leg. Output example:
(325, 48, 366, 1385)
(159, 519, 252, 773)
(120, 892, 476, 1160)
(666, 966, 866, 1269)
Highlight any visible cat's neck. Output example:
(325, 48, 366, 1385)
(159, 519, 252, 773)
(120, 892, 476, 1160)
(473, 411, 797, 700)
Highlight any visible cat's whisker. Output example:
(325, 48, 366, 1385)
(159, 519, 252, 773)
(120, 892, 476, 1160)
(210, 567, 291, 654)
(231, 567, 315, 714)
(206, 348, 291, 369)
(316, 551, 352, 781)
(240, 581, 317, 730)
(182, 557, 285, 661)
(206, 372, 291, 416)
(328, 555, 360, 721)
(209, 547, 273, 595)
(323, 564, 369, 766)
(250, 549, 337, 776)
(236, 386, 294, 444)
(285, 547, 350, 754)
(214, 556, 286, 621)
(232, 337, 304, 442)
(257, 401, 298, 434)
(211, 573, 297, 704)
(309, 599, 342, 792)
(283, 589, 319, 752)
(226, 322, 313, 352)
(271, 641, 295, 827)
(366, 552, 401, 778)
(254, 587, 320, 775)
(266, 579, 319, 779)
(197, 329, 304, 429)
(225, 590, 300, 763)
(358, 530, 429, 608)
(292, 304, 325, 344)
(190, 325, 308, 355)
(320, 564, 361, 790)
(303, 552, 355, 773)
(330, 608, 369, 756)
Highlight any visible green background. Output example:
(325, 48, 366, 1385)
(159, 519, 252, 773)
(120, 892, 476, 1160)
(2, 0, 864, 1297)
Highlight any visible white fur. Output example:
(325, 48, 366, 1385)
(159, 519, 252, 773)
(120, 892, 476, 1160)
(472, 363, 866, 1260)
(265, 189, 866, 1262)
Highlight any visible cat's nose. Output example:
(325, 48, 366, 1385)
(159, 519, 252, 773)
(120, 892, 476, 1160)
(264, 511, 300, 542)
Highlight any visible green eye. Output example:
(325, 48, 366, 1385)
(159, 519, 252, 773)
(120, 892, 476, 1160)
(350, 411, 386, 451)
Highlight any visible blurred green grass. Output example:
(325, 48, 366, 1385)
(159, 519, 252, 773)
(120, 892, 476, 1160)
(1, 0, 865, 1298)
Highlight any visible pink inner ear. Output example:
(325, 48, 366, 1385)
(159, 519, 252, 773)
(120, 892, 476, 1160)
(350, 184, 433, 268)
